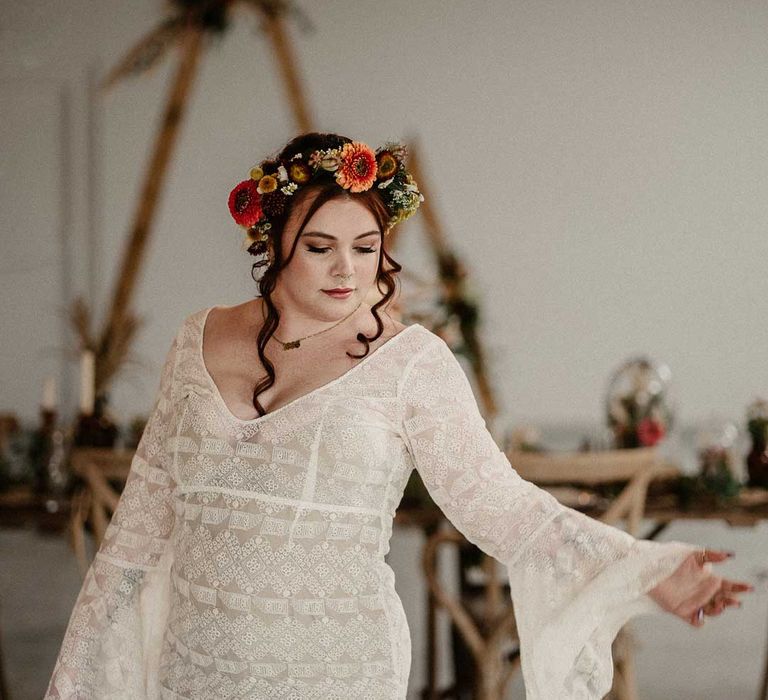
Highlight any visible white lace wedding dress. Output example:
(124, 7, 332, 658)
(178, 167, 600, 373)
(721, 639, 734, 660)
(45, 306, 697, 699)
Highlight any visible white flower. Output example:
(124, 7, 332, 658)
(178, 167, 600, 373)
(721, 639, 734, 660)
(281, 182, 298, 195)
(319, 153, 341, 171)
(378, 177, 395, 189)
(277, 165, 288, 182)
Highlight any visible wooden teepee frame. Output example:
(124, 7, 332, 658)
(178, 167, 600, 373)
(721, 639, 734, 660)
(77, 0, 497, 422)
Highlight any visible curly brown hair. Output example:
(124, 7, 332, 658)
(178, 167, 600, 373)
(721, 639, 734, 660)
(249, 132, 403, 417)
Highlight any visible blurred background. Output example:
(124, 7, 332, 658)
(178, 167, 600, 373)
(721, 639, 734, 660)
(1, 1, 767, 698)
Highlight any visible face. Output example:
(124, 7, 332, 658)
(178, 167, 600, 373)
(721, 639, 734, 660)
(274, 194, 382, 323)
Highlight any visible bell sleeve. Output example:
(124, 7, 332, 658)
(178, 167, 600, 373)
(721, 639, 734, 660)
(45, 327, 184, 699)
(398, 335, 698, 700)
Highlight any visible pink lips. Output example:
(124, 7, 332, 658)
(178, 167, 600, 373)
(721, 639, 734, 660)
(322, 288, 353, 298)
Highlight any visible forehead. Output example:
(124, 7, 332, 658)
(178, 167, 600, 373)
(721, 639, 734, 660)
(301, 196, 379, 234)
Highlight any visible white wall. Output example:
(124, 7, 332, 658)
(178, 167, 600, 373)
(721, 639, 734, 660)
(3, 0, 767, 432)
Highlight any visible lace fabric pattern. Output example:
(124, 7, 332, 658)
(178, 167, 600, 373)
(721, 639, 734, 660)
(45, 306, 697, 699)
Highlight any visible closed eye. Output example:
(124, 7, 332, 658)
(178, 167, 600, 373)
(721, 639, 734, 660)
(306, 245, 377, 254)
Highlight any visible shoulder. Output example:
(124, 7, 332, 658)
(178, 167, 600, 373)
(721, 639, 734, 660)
(182, 301, 253, 339)
(172, 304, 227, 364)
(404, 323, 454, 354)
(397, 327, 475, 408)
(186, 301, 250, 327)
(398, 324, 462, 378)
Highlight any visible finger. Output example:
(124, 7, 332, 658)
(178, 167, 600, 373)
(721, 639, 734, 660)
(701, 549, 734, 564)
(704, 599, 726, 616)
(689, 608, 705, 627)
(704, 592, 744, 616)
(719, 596, 742, 609)
(687, 610, 699, 626)
(703, 593, 722, 611)
(722, 580, 755, 593)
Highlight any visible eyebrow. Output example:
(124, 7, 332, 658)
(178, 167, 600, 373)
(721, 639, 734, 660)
(301, 230, 380, 241)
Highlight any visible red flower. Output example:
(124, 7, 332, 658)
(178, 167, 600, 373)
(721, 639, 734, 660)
(336, 142, 377, 192)
(228, 179, 263, 227)
(637, 418, 666, 446)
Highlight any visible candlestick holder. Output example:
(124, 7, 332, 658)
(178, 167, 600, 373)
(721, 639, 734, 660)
(28, 408, 58, 494)
(73, 393, 119, 448)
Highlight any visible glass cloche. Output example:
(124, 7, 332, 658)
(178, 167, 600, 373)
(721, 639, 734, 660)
(605, 356, 674, 449)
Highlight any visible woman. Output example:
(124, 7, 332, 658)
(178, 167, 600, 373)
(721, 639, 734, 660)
(46, 132, 752, 699)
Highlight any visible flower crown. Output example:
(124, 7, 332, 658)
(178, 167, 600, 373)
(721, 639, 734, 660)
(227, 140, 424, 256)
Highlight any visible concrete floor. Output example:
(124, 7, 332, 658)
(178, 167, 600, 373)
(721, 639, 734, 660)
(1, 518, 766, 699)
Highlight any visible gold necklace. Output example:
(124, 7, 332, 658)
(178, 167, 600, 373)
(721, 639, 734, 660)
(264, 300, 363, 350)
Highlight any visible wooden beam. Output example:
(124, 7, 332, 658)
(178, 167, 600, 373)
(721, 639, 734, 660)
(101, 24, 205, 347)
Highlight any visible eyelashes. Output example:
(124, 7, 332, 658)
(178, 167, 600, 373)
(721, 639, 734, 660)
(306, 246, 377, 255)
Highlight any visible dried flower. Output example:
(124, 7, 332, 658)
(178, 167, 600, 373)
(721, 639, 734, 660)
(288, 161, 312, 184)
(257, 175, 278, 195)
(261, 190, 287, 218)
(376, 151, 398, 180)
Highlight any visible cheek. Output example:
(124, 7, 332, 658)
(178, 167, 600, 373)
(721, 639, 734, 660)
(293, 253, 325, 276)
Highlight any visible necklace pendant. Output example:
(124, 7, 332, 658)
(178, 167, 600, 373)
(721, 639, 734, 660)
(283, 339, 301, 350)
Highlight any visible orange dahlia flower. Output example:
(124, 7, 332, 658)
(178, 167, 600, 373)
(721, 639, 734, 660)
(336, 142, 377, 192)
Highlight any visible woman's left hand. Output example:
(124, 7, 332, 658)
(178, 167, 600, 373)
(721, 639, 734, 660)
(648, 548, 755, 627)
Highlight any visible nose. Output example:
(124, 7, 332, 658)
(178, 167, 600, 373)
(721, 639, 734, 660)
(331, 249, 355, 279)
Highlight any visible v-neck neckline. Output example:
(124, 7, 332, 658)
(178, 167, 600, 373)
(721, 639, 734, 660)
(195, 305, 422, 426)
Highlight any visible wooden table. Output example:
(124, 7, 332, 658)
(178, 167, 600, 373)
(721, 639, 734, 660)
(396, 481, 768, 700)
(0, 485, 70, 532)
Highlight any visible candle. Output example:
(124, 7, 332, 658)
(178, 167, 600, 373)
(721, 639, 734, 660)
(79, 350, 95, 415)
(41, 376, 57, 410)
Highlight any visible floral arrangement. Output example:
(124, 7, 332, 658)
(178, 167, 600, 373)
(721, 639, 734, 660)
(747, 398, 768, 488)
(605, 357, 673, 449)
(228, 140, 424, 256)
(678, 418, 742, 503)
(675, 460, 742, 507)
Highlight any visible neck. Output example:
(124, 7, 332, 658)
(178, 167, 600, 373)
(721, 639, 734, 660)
(260, 295, 366, 340)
